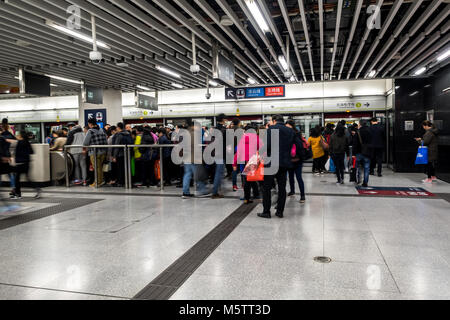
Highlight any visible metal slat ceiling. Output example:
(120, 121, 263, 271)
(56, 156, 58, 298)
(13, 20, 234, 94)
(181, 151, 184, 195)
(0, 0, 448, 95)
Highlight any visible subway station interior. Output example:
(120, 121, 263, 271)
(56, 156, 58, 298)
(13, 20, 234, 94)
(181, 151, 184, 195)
(0, 0, 449, 302)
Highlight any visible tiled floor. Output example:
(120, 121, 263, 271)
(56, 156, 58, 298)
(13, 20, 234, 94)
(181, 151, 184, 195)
(0, 169, 449, 300)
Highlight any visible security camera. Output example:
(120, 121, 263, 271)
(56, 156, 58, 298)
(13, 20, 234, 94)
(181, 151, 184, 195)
(90, 51, 102, 64)
(190, 64, 200, 75)
(349, 94, 354, 99)
(205, 92, 211, 100)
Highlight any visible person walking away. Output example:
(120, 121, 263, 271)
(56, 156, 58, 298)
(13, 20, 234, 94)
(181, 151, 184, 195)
(139, 127, 156, 187)
(70, 125, 87, 186)
(158, 128, 172, 186)
(233, 124, 262, 204)
(329, 125, 349, 184)
(212, 114, 227, 199)
(112, 122, 133, 187)
(308, 128, 326, 175)
(258, 115, 295, 219)
(83, 118, 108, 187)
(355, 121, 373, 187)
(49, 130, 67, 151)
(286, 120, 306, 203)
(369, 117, 386, 177)
(182, 121, 210, 198)
(12, 130, 41, 199)
(415, 120, 439, 183)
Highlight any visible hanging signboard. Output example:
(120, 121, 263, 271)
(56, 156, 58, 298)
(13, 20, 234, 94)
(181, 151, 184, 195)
(137, 94, 158, 111)
(226, 85, 285, 100)
(212, 43, 235, 87)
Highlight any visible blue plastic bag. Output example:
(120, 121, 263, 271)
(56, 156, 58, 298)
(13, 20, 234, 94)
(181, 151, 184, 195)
(327, 158, 336, 173)
(415, 142, 428, 165)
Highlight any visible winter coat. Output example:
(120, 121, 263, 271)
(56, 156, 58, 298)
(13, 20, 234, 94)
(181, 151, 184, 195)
(422, 127, 439, 161)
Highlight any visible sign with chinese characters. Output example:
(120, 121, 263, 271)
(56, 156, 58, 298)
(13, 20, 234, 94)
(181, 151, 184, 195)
(356, 186, 435, 197)
(137, 94, 158, 111)
(225, 85, 285, 100)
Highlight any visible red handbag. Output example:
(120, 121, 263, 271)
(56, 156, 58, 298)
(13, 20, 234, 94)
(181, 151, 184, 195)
(246, 161, 264, 181)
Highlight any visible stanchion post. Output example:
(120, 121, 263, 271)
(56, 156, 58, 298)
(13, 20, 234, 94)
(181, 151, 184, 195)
(160, 146, 164, 191)
(93, 147, 98, 188)
(124, 146, 129, 189)
(64, 146, 69, 188)
(127, 146, 132, 189)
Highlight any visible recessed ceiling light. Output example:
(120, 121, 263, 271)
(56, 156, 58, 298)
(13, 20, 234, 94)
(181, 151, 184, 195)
(156, 65, 181, 78)
(220, 15, 234, 26)
(278, 55, 289, 71)
(44, 74, 83, 84)
(45, 20, 111, 49)
(245, 0, 270, 33)
(414, 67, 426, 76)
(368, 70, 376, 78)
(137, 85, 151, 91)
(436, 49, 450, 62)
(247, 77, 257, 85)
(209, 80, 219, 86)
(409, 91, 419, 96)
(171, 83, 183, 89)
(15, 40, 31, 47)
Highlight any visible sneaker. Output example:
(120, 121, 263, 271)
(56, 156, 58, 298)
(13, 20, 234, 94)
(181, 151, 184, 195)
(340, 181, 344, 185)
(299, 198, 306, 204)
(10, 195, 22, 200)
(362, 183, 368, 188)
(211, 194, 225, 199)
(34, 193, 41, 199)
(378, 173, 383, 177)
(89, 183, 96, 188)
(82, 181, 88, 186)
(73, 180, 82, 185)
(422, 178, 433, 183)
(288, 191, 295, 196)
(233, 185, 238, 191)
(244, 200, 254, 204)
(182, 194, 195, 199)
(196, 193, 212, 198)
(431, 176, 438, 182)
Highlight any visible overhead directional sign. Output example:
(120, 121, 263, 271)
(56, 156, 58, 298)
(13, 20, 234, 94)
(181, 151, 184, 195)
(225, 85, 285, 100)
(137, 94, 158, 111)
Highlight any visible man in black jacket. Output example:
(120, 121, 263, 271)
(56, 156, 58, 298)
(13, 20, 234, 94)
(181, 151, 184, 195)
(355, 121, 373, 187)
(112, 122, 133, 187)
(66, 122, 81, 146)
(258, 115, 295, 219)
(369, 118, 385, 177)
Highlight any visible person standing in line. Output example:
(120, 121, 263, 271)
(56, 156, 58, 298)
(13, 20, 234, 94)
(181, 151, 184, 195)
(83, 118, 108, 187)
(354, 121, 373, 187)
(230, 118, 242, 191)
(1, 118, 17, 197)
(112, 122, 133, 187)
(158, 128, 172, 186)
(369, 117, 386, 177)
(329, 125, 350, 184)
(182, 121, 210, 199)
(49, 130, 67, 151)
(415, 120, 439, 183)
(285, 120, 306, 203)
(308, 127, 326, 175)
(233, 124, 262, 204)
(12, 131, 41, 199)
(258, 115, 295, 219)
(70, 124, 87, 186)
(211, 114, 227, 199)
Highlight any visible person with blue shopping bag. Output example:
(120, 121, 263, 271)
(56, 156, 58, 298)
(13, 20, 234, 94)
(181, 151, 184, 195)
(415, 120, 439, 184)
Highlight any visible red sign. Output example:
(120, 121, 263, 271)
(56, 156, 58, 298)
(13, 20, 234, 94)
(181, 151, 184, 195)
(356, 186, 435, 197)
(265, 86, 284, 97)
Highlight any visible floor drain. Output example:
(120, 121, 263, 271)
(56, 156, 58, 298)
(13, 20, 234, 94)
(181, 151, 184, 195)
(314, 256, 332, 263)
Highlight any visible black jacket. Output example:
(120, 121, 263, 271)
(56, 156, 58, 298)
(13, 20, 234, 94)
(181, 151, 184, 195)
(422, 127, 439, 161)
(15, 140, 34, 164)
(266, 122, 295, 169)
(113, 130, 133, 158)
(329, 133, 349, 155)
(66, 126, 82, 146)
(354, 126, 372, 157)
(139, 132, 155, 161)
(369, 124, 385, 148)
(158, 135, 172, 159)
(0, 136, 10, 158)
(215, 123, 227, 162)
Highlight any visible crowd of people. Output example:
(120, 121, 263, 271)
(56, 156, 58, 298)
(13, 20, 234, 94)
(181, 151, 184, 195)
(1, 113, 436, 217)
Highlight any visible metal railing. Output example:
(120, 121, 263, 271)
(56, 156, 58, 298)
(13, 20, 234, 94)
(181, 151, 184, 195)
(63, 144, 175, 191)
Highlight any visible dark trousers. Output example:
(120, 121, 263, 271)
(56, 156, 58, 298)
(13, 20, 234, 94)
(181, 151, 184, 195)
(426, 161, 436, 178)
(162, 157, 171, 183)
(288, 163, 305, 199)
(263, 167, 288, 215)
(241, 175, 259, 201)
(312, 155, 327, 173)
(116, 156, 125, 185)
(370, 147, 384, 174)
(331, 153, 345, 182)
(15, 163, 40, 196)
